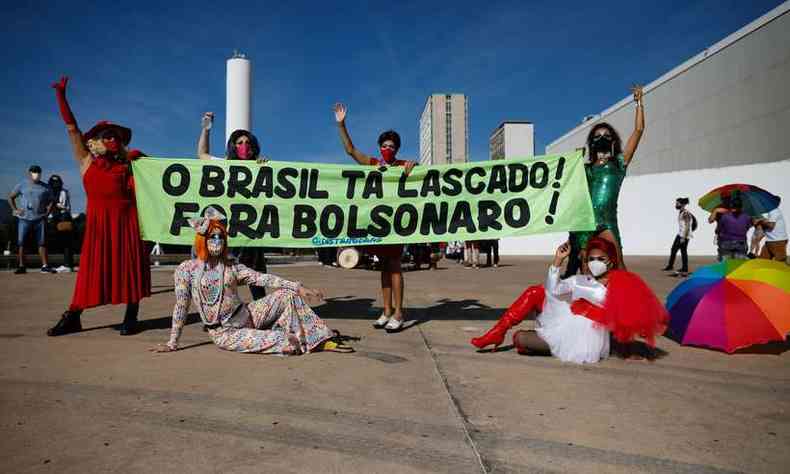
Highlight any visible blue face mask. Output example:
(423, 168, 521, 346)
(207, 234, 224, 256)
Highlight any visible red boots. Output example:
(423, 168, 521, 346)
(470, 285, 546, 349)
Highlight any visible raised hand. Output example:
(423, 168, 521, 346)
(631, 84, 644, 103)
(52, 76, 69, 91)
(333, 103, 347, 123)
(201, 112, 214, 130)
(402, 160, 417, 176)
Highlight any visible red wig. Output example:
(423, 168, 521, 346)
(585, 237, 619, 268)
(194, 220, 229, 262)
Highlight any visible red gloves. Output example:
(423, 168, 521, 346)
(570, 298, 607, 325)
(52, 76, 76, 126)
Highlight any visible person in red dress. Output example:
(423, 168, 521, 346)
(47, 77, 151, 337)
(333, 103, 416, 332)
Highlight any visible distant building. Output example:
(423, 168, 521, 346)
(489, 121, 535, 160)
(419, 94, 469, 165)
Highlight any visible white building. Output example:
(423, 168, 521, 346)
(419, 94, 469, 165)
(226, 51, 251, 144)
(489, 121, 535, 160)
(501, 1, 790, 256)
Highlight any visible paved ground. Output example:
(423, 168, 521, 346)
(1, 256, 788, 473)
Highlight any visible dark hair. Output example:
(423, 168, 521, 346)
(29, 165, 42, 173)
(377, 130, 401, 151)
(676, 197, 689, 205)
(48, 175, 63, 190)
(226, 129, 261, 160)
(586, 122, 622, 160)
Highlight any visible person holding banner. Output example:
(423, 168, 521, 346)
(47, 76, 151, 337)
(152, 208, 351, 354)
(333, 103, 416, 332)
(470, 238, 667, 364)
(572, 85, 645, 271)
(197, 111, 269, 300)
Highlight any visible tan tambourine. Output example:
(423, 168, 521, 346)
(337, 247, 360, 269)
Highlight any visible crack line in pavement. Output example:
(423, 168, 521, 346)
(418, 325, 489, 474)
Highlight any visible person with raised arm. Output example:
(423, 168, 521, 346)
(333, 102, 416, 332)
(196, 111, 269, 300)
(47, 77, 151, 337)
(470, 238, 667, 364)
(571, 85, 645, 271)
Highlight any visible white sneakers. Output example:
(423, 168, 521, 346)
(384, 318, 404, 332)
(373, 314, 390, 329)
(373, 314, 405, 333)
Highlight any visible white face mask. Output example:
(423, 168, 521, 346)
(588, 260, 609, 277)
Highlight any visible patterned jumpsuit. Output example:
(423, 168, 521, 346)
(167, 260, 332, 354)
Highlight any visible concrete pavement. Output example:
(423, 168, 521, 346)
(1, 256, 788, 473)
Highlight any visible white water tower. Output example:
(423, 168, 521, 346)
(226, 50, 252, 144)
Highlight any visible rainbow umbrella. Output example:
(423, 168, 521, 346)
(666, 259, 790, 353)
(698, 184, 780, 216)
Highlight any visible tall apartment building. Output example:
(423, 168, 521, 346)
(419, 94, 469, 165)
(489, 121, 535, 160)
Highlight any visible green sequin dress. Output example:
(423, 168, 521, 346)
(573, 153, 627, 250)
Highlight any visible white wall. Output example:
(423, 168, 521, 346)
(500, 160, 790, 256)
(226, 57, 252, 144)
(504, 123, 534, 158)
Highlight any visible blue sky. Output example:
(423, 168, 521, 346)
(0, 0, 784, 212)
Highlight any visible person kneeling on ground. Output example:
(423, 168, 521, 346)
(470, 238, 667, 364)
(152, 207, 352, 355)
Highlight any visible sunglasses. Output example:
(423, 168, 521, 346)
(208, 234, 224, 242)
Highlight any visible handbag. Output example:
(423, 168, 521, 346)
(56, 221, 74, 232)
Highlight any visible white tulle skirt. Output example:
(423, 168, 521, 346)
(536, 297, 610, 364)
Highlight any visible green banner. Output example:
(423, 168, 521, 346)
(132, 151, 595, 247)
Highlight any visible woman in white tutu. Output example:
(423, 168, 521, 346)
(471, 238, 667, 364)
(512, 241, 610, 363)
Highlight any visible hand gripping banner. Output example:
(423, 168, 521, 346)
(132, 151, 595, 247)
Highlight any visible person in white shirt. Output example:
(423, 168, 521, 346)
(663, 197, 695, 277)
(759, 205, 787, 262)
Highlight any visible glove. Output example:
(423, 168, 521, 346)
(570, 298, 606, 324)
(52, 76, 76, 126)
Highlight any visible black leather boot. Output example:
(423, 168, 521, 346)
(120, 303, 139, 336)
(47, 310, 83, 336)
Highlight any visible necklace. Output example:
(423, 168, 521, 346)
(200, 263, 224, 306)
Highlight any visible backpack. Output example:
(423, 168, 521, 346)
(689, 212, 698, 232)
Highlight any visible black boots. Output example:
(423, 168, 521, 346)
(47, 310, 83, 336)
(119, 303, 139, 336)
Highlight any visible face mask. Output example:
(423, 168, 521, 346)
(588, 260, 609, 277)
(31, 173, 41, 181)
(207, 235, 224, 256)
(380, 147, 396, 164)
(591, 134, 613, 154)
(236, 142, 251, 159)
(103, 138, 120, 154)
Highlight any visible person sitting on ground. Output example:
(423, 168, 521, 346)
(470, 238, 668, 364)
(152, 207, 352, 354)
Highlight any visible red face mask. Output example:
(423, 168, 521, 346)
(236, 142, 251, 159)
(103, 138, 120, 154)
(380, 147, 396, 164)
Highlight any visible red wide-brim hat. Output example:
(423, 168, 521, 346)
(83, 121, 132, 145)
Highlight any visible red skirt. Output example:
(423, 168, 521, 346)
(69, 162, 151, 310)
